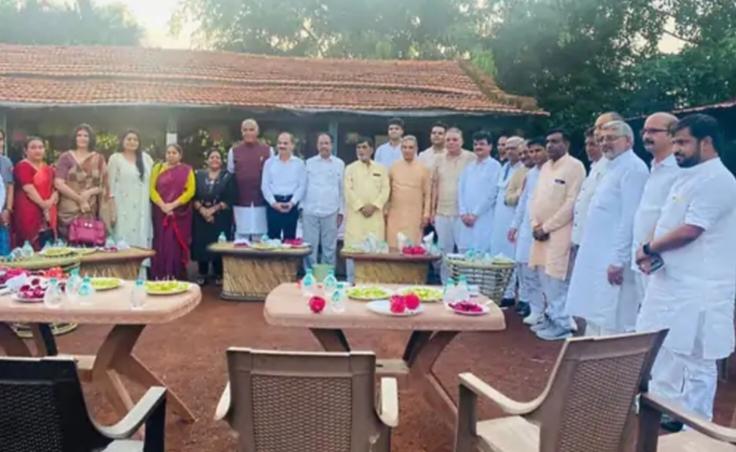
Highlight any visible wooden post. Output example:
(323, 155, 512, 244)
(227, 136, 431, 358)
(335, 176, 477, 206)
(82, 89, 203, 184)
(166, 114, 178, 145)
(328, 120, 339, 156)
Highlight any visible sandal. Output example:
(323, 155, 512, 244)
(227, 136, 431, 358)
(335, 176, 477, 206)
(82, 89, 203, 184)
(195, 275, 207, 286)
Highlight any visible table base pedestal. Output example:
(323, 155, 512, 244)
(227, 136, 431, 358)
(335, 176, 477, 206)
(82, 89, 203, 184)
(221, 255, 302, 301)
(354, 261, 429, 285)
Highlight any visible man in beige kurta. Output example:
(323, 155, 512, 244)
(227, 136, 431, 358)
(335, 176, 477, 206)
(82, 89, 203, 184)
(387, 136, 431, 248)
(528, 129, 586, 340)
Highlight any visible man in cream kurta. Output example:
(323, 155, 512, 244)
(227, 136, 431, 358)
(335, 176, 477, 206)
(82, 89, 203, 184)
(386, 136, 431, 248)
(457, 130, 501, 253)
(344, 138, 390, 248)
(635, 114, 736, 422)
(432, 127, 475, 282)
(565, 121, 648, 336)
(528, 130, 586, 341)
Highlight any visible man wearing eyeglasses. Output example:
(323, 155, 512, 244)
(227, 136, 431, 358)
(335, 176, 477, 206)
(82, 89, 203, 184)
(565, 120, 649, 336)
(631, 113, 681, 296)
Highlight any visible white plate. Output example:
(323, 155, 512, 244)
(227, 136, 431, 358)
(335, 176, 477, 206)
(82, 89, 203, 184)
(12, 293, 44, 304)
(366, 300, 424, 317)
(450, 303, 490, 316)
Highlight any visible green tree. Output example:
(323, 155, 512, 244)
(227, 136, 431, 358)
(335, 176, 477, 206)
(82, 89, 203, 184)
(172, 0, 483, 59)
(0, 0, 142, 46)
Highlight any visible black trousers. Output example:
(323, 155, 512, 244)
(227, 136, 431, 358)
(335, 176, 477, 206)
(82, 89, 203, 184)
(266, 195, 299, 240)
(198, 258, 223, 277)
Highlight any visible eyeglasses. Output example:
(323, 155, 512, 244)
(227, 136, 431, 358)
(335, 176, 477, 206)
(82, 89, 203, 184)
(641, 128, 669, 135)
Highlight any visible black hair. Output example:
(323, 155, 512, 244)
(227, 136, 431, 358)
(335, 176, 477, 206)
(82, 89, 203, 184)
(673, 114, 723, 153)
(118, 129, 145, 182)
(431, 121, 448, 131)
(356, 136, 374, 148)
(71, 123, 97, 150)
(527, 136, 546, 148)
(206, 148, 223, 159)
(546, 128, 571, 143)
(317, 132, 333, 143)
(167, 143, 184, 156)
(472, 130, 494, 144)
(25, 135, 44, 149)
(388, 118, 405, 129)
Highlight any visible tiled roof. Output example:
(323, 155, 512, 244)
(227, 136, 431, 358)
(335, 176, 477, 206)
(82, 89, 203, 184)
(0, 44, 546, 115)
(675, 98, 736, 114)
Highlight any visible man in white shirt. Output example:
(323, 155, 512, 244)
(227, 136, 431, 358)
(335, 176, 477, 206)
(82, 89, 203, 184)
(496, 135, 508, 163)
(508, 137, 547, 322)
(374, 118, 404, 169)
(302, 133, 345, 268)
(635, 114, 736, 423)
(417, 121, 447, 171)
(565, 120, 648, 335)
(571, 126, 608, 252)
(261, 132, 306, 240)
(631, 113, 680, 297)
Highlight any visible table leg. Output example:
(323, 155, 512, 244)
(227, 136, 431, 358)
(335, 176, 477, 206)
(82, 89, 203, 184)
(402, 331, 432, 365)
(30, 324, 58, 356)
(408, 331, 459, 426)
(91, 324, 196, 422)
(0, 322, 32, 356)
(310, 328, 350, 352)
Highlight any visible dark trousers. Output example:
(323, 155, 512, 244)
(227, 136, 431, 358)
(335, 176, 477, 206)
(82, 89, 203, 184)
(266, 195, 299, 240)
(198, 258, 223, 277)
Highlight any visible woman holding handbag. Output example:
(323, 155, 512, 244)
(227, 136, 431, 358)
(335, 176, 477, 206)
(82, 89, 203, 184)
(54, 124, 112, 245)
(13, 137, 59, 250)
(150, 144, 195, 280)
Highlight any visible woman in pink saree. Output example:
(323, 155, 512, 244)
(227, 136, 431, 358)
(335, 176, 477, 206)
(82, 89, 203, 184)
(150, 144, 195, 280)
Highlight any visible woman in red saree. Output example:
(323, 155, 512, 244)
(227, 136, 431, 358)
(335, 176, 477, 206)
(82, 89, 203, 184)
(150, 144, 195, 280)
(13, 137, 59, 250)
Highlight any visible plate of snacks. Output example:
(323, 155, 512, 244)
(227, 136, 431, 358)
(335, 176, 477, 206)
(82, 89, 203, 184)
(145, 280, 190, 295)
(448, 300, 490, 316)
(397, 286, 443, 303)
(367, 295, 424, 317)
(90, 277, 123, 291)
(346, 285, 392, 301)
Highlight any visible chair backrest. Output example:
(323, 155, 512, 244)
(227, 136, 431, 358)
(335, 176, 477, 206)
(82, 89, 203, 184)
(224, 348, 386, 452)
(531, 330, 667, 452)
(0, 357, 109, 452)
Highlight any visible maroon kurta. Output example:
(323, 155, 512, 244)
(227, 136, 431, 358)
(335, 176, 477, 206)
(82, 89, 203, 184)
(232, 142, 271, 207)
(151, 164, 193, 280)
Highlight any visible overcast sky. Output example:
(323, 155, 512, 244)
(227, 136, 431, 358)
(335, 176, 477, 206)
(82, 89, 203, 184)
(87, 0, 685, 53)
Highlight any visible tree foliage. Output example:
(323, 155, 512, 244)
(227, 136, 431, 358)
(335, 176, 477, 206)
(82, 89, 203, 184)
(0, 0, 142, 46)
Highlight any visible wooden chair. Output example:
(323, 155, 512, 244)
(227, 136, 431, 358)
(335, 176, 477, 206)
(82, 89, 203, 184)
(638, 392, 736, 451)
(215, 348, 399, 452)
(454, 330, 667, 452)
(0, 356, 166, 452)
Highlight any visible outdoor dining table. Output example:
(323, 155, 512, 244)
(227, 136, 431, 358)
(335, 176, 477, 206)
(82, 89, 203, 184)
(209, 242, 311, 301)
(264, 283, 506, 425)
(79, 247, 156, 279)
(340, 249, 440, 284)
(0, 281, 201, 422)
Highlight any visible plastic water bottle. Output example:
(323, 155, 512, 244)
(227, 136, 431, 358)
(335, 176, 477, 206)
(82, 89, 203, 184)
(330, 282, 346, 313)
(457, 275, 470, 301)
(130, 277, 146, 310)
(65, 268, 82, 303)
(301, 268, 316, 296)
(22, 241, 34, 258)
(217, 232, 227, 243)
(43, 278, 62, 308)
(78, 275, 95, 305)
(443, 277, 457, 305)
(323, 270, 338, 297)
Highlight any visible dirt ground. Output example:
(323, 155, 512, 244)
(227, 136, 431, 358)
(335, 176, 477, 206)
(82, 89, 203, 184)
(48, 285, 736, 452)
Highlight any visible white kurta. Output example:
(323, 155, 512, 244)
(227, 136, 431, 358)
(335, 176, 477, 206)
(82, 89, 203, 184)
(637, 158, 736, 360)
(571, 157, 609, 245)
(565, 150, 648, 332)
(511, 166, 540, 264)
(490, 162, 522, 258)
(457, 157, 501, 252)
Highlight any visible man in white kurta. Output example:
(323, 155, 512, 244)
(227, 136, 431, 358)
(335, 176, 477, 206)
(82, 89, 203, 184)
(571, 127, 608, 250)
(508, 138, 547, 322)
(457, 131, 501, 253)
(565, 121, 648, 335)
(635, 114, 736, 422)
(631, 113, 680, 297)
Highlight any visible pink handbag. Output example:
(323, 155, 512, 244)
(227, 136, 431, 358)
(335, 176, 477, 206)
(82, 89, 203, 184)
(68, 216, 106, 246)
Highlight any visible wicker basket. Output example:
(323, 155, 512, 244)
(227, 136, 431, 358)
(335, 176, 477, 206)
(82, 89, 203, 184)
(446, 257, 515, 304)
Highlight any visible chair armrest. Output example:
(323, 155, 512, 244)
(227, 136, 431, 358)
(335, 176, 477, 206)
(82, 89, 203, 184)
(376, 377, 399, 428)
(459, 373, 541, 416)
(641, 393, 736, 443)
(214, 382, 231, 421)
(95, 387, 167, 439)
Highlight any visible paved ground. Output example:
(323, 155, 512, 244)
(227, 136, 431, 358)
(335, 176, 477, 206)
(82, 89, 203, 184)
(47, 285, 736, 451)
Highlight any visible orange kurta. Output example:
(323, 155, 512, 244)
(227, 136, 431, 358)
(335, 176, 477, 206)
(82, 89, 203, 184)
(386, 159, 431, 248)
(528, 153, 586, 280)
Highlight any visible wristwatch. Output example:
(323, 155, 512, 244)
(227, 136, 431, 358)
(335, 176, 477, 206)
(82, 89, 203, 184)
(642, 243, 653, 256)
